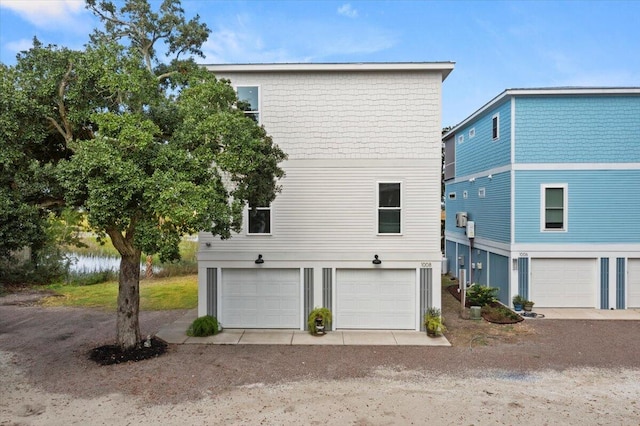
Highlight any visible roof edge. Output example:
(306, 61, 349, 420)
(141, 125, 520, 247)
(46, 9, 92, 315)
(203, 62, 455, 81)
(443, 87, 640, 139)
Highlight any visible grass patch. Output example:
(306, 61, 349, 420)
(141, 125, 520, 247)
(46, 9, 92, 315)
(42, 275, 197, 311)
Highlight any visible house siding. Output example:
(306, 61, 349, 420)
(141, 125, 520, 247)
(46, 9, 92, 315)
(514, 96, 640, 164)
(514, 169, 640, 243)
(211, 71, 442, 160)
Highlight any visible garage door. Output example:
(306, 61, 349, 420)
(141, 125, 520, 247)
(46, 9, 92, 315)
(530, 258, 597, 308)
(628, 259, 640, 308)
(336, 269, 415, 329)
(221, 269, 300, 328)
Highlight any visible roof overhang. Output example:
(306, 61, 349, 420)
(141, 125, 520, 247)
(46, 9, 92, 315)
(443, 87, 640, 139)
(204, 62, 455, 81)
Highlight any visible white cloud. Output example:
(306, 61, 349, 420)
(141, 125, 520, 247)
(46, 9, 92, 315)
(4, 38, 35, 56)
(337, 3, 358, 18)
(0, 0, 87, 28)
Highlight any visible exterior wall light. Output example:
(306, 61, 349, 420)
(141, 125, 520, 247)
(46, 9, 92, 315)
(372, 254, 382, 265)
(255, 254, 264, 264)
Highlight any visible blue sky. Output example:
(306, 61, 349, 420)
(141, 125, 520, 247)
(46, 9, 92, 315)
(1, 0, 639, 126)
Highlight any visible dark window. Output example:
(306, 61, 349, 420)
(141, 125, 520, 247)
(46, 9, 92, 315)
(544, 187, 564, 229)
(492, 114, 499, 140)
(378, 182, 401, 234)
(248, 206, 270, 234)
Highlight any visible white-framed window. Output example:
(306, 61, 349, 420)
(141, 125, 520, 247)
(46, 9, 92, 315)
(236, 86, 260, 123)
(541, 184, 567, 232)
(377, 182, 401, 234)
(458, 134, 464, 144)
(492, 113, 500, 140)
(469, 128, 476, 138)
(463, 190, 468, 199)
(478, 187, 486, 198)
(247, 204, 271, 235)
(448, 192, 456, 200)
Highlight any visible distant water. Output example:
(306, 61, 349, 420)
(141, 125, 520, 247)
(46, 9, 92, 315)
(65, 253, 160, 274)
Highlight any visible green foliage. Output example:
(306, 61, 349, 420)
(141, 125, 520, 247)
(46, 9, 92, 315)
(512, 294, 526, 306)
(424, 307, 446, 336)
(308, 307, 332, 335)
(481, 304, 523, 323)
(466, 284, 499, 307)
(187, 315, 219, 337)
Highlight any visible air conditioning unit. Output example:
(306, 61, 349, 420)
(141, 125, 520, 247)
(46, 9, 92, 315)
(456, 212, 468, 228)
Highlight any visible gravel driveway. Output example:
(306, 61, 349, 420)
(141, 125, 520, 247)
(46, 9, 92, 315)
(1, 289, 639, 425)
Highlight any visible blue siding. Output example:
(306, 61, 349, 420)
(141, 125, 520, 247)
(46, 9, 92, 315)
(444, 171, 511, 243)
(458, 243, 470, 282)
(616, 258, 625, 309)
(455, 100, 511, 177)
(515, 96, 640, 164)
(470, 249, 488, 286)
(514, 169, 640, 243)
(489, 253, 509, 305)
(445, 239, 457, 274)
(600, 258, 609, 309)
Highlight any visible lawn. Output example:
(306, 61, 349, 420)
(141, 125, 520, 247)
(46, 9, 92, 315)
(42, 275, 198, 311)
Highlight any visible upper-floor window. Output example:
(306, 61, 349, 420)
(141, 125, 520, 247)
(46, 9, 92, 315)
(541, 184, 567, 231)
(237, 86, 260, 123)
(378, 182, 401, 234)
(492, 113, 500, 140)
(469, 128, 476, 138)
(248, 204, 271, 234)
(458, 134, 464, 144)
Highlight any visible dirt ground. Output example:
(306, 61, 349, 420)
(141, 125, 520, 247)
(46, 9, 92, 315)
(1, 288, 640, 425)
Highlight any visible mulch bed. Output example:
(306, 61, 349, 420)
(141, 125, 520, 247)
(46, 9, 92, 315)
(446, 285, 523, 324)
(88, 337, 168, 365)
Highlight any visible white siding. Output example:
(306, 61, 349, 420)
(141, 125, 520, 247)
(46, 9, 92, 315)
(212, 71, 442, 160)
(199, 163, 441, 258)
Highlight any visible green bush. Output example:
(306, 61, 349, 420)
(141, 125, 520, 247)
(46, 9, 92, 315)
(187, 315, 219, 337)
(466, 284, 498, 306)
(307, 307, 332, 335)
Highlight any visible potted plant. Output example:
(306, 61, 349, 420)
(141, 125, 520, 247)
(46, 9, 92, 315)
(424, 307, 446, 337)
(523, 299, 535, 312)
(307, 307, 332, 335)
(512, 295, 526, 311)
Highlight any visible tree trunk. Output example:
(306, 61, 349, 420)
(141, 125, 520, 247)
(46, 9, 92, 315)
(117, 253, 142, 350)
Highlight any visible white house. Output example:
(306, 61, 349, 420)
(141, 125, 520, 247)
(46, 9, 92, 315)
(197, 62, 454, 330)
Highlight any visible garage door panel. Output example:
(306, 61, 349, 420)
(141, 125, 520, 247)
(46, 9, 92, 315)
(221, 269, 300, 328)
(337, 269, 415, 329)
(531, 259, 597, 308)
(628, 259, 640, 308)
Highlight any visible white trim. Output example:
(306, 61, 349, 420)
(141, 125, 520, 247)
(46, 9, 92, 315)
(516, 162, 640, 170)
(510, 97, 516, 164)
(511, 243, 640, 255)
(376, 180, 403, 235)
(235, 84, 261, 125)
(540, 183, 568, 232)
(206, 62, 455, 80)
(331, 267, 337, 328)
(246, 204, 272, 236)
(216, 268, 223, 320)
(299, 268, 305, 331)
(492, 112, 500, 141)
(415, 268, 421, 331)
(283, 158, 435, 168)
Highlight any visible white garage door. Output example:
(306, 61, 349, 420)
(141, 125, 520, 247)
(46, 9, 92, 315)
(221, 269, 300, 328)
(336, 269, 415, 329)
(530, 258, 597, 308)
(628, 259, 640, 308)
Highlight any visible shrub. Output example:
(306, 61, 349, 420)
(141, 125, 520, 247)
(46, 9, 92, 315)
(423, 307, 446, 336)
(466, 284, 498, 306)
(308, 307, 332, 335)
(187, 315, 219, 337)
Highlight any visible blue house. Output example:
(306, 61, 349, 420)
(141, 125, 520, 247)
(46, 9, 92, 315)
(443, 88, 640, 309)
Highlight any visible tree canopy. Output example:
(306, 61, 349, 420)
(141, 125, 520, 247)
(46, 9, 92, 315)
(1, 0, 286, 349)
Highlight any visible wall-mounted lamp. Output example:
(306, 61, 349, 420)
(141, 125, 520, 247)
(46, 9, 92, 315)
(487, 174, 493, 180)
(469, 177, 476, 183)
(372, 254, 382, 265)
(255, 254, 264, 264)
(205, 242, 211, 247)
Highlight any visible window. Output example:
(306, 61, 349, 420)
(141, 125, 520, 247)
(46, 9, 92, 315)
(448, 192, 456, 200)
(248, 205, 271, 234)
(469, 128, 476, 138)
(463, 190, 468, 199)
(478, 187, 486, 198)
(492, 113, 500, 140)
(541, 185, 567, 231)
(378, 182, 401, 234)
(237, 86, 260, 123)
(458, 134, 464, 144)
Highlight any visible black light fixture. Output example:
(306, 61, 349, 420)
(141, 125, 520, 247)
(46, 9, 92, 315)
(372, 254, 381, 265)
(205, 242, 211, 247)
(255, 254, 264, 264)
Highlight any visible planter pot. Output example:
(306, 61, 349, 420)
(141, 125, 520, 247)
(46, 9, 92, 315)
(426, 327, 442, 337)
(523, 303, 534, 312)
(513, 303, 523, 311)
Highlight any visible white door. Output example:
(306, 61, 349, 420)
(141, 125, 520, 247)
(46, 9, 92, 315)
(221, 269, 300, 328)
(530, 258, 597, 308)
(336, 269, 415, 329)
(628, 259, 640, 308)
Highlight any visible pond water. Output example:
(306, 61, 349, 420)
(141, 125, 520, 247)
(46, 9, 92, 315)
(65, 253, 160, 274)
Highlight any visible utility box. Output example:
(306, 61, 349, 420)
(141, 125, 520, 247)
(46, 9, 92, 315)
(456, 212, 468, 228)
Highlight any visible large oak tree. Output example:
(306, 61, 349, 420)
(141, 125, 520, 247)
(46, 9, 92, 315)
(3, 0, 286, 349)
